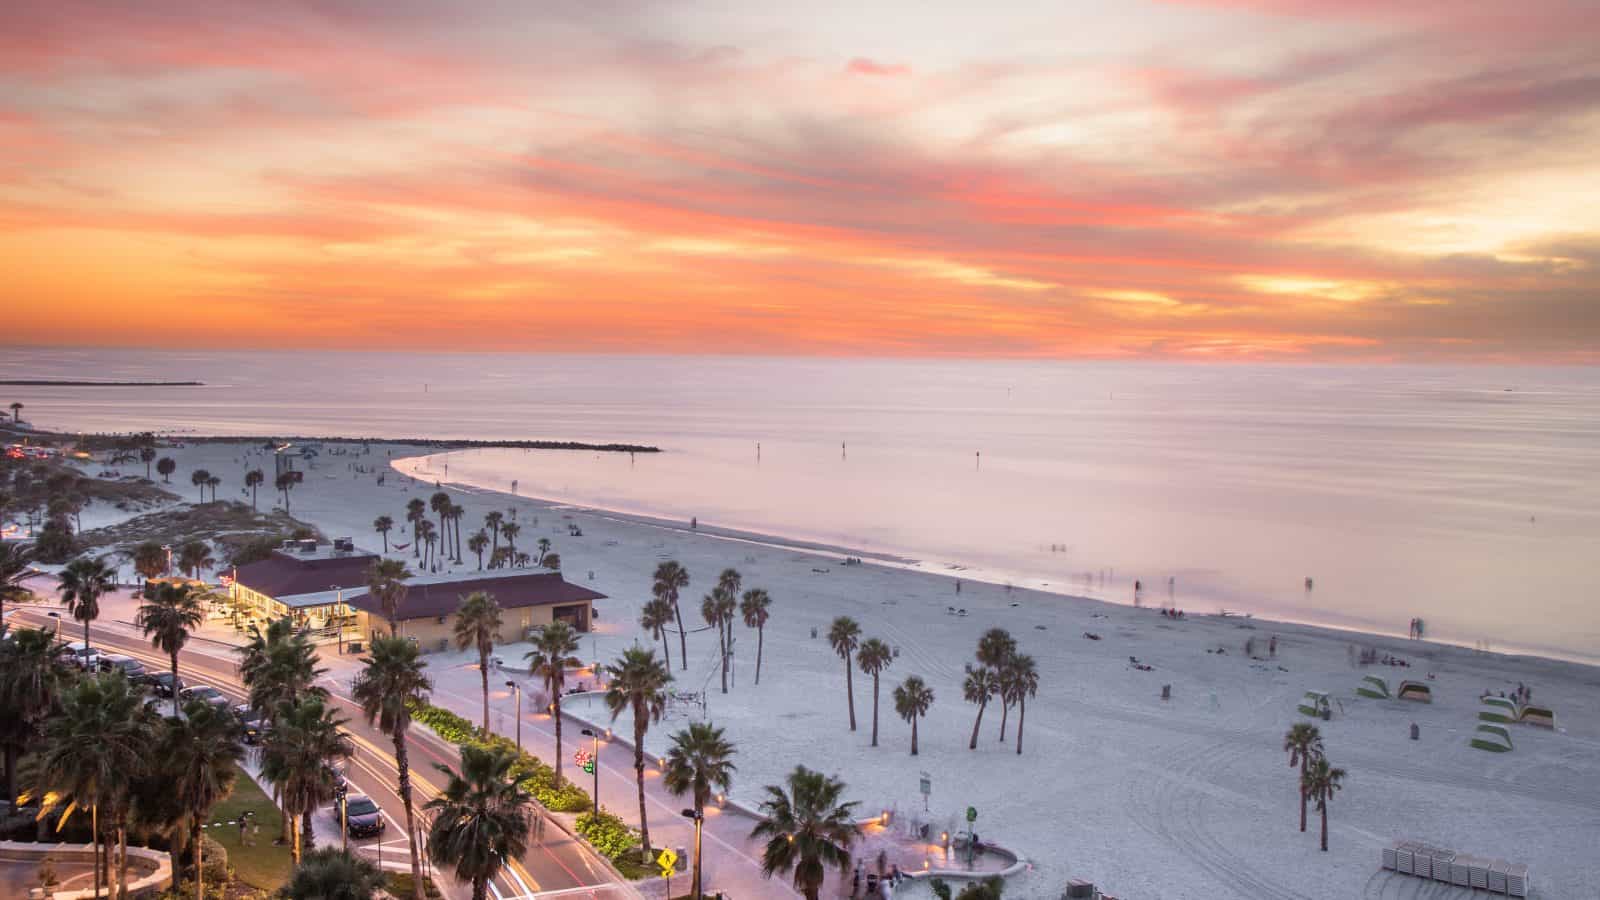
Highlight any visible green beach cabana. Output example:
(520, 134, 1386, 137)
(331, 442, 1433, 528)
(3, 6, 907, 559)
(1479, 696, 1519, 723)
(1519, 705, 1556, 729)
(1298, 690, 1332, 719)
(1397, 680, 1432, 703)
(1470, 723, 1513, 752)
(1357, 675, 1390, 699)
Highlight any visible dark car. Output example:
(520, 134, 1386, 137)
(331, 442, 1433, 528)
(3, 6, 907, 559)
(139, 671, 184, 697)
(344, 794, 385, 838)
(181, 684, 230, 708)
(98, 654, 147, 679)
(234, 704, 268, 744)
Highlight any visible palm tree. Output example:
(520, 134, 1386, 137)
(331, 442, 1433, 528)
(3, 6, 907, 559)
(1005, 654, 1039, 755)
(962, 665, 998, 750)
(157, 456, 176, 482)
(827, 617, 861, 731)
(856, 639, 892, 747)
(191, 468, 212, 503)
(1283, 722, 1324, 833)
(975, 629, 1016, 741)
(245, 469, 265, 509)
(484, 511, 503, 559)
(177, 540, 214, 579)
(751, 766, 858, 900)
(406, 498, 426, 558)
(281, 847, 386, 900)
(58, 555, 115, 650)
(1301, 757, 1346, 851)
(603, 647, 672, 863)
(701, 589, 731, 694)
(138, 582, 205, 717)
(365, 558, 412, 635)
(0, 626, 71, 804)
(468, 530, 489, 569)
(499, 522, 520, 566)
(9, 401, 20, 423)
(140, 447, 157, 480)
(238, 617, 328, 713)
(526, 620, 582, 783)
(639, 596, 675, 670)
(714, 570, 741, 691)
(207, 475, 221, 503)
(429, 492, 451, 560)
(1, 541, 36, 638)
(261, 696, 354, 864)
(351, 636, 432, 900)
(419, 521, 438, 570)
(663, 722, 736, 900)
(739, 588, 771, 685)
(448, 503, 466, 563)
(133, 541, 166, 581)
(167, 699, 244, 899)
(276, 471, 298, 511)
(893, 675, 934, 755)
(33, 672, 158, 900)
(425, 744, 534, 900)
(651, 561, 690, 669)
(454, 592, 502, 733)
(373, 515, 394, 553)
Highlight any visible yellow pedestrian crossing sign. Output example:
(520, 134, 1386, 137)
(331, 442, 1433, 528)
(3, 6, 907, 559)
(657, 847, 678, 876)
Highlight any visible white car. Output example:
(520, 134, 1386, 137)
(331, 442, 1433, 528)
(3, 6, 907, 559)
(61, 641, 103, 671)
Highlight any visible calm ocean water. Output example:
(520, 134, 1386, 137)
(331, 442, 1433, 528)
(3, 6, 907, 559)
(6, 348, 1599, 663)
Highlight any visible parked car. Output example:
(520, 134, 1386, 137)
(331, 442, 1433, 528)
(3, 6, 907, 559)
(139, 671, 184, 697)
(343, 794, 385, 838)
(234, 704, 268, 744)
(181, 685, 230, 708)
(61, 641, 103, 671)
(98, 654, 147, 679)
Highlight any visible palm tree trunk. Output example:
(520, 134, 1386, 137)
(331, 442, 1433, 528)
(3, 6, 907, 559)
(673, 600, 687, 669)
(719, 620, 728, 694)
(911, 715, 919, 756)
(472, 875, 487, 900)
(117, 822, 128, 900)
(660, 630, 671, 670)
(171, 652, 180, 718)
(251, 484, 258, 509)
(1320, 804, 1328, 851)
(302, 806, 315, 854)
(480, 658, 490, 733)
(969, 700, 986, 750)
(192, 818, 203, 900)
(91, 804, 101, 899)
(380, 530, 388, 552)
(844, 657, 857, 731)
(1015, 697, 1026, 754)
(2, 747, 14, 807)
(633, 719, 651, 860)
(1299, 760, 1308, 832)
(997, 701, 1009, 742)
(84, 616, 91, 652)
(393, 731, 425, 900)
(289, 814, 301, 866)
(553, 693, 564, 784)
(870, 674, 880, 747)
(755, 625, 764, 685)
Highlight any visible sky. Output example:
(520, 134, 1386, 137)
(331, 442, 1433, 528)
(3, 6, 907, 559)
(2, 0, 1598, 361)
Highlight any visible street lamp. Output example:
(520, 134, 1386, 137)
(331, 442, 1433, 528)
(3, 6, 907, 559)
(580, 728, 600, 818)
(331, 585, 345, 655)
(505, 680, 522, 752)
(680, 808, 705, 900)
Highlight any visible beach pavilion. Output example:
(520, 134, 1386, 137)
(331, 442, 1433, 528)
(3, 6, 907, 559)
(227, 538, 374, 631)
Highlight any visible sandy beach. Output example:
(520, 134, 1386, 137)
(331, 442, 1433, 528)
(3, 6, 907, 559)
(64, 438, 1600, 898)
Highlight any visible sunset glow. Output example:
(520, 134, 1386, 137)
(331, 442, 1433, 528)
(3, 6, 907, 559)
(4, 0, 1598, 359)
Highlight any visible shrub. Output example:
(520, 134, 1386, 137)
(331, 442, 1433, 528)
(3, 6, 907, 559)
(408, 702, 592, 812)
(575, 809, 650, 878)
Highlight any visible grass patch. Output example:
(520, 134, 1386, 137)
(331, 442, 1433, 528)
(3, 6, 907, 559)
(387, 872, 444, 899)
(207, 764, 291, 891)
(78, 500, 321, 561)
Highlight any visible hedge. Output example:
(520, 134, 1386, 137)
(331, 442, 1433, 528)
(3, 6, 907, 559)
(576, 810, 651, 880)
(409, 701, 591, 812)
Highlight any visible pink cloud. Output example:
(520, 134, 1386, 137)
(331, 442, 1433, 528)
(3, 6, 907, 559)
(846, 58, 911, 77)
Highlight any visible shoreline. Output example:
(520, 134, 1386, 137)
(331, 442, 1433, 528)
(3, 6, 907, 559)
(391, 450, 1600, 675)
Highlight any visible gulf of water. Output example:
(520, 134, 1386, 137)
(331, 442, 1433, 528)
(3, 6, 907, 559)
(6, 348, 1598, 663)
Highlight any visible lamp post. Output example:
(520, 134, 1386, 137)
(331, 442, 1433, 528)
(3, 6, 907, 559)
(161, 544, 173, 576)
(681, 808, 704, 900)
(580, 728, 600, 818)
(332, 584, 345, 655)
(506, 680, 522, 753)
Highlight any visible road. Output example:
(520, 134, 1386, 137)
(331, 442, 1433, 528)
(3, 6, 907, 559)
(12, 600, 628, 900)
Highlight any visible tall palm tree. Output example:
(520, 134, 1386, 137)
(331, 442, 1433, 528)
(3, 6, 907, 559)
(639, 596, 675, 670)
(0, 625, 71, 804)
(419, 521, 438, 570)
(276, 471, 297, 511)
(373, 515, 394, 553)
(282, 847, 386, 900)
(207, 475, 221, 503)
(663, 722, 737, 900)
(739, 588, 771, 685)
(138, 582, 205, 717)
(32, 672, 158, 900)
(365, 558, 413, 635)
(498, 522, 520, 567)
(157, 457, 176, 482)
(245, 469, 265, 509)
(962, 665, 999, 750)
(715, 570, 741, 689)
(467, 530, 489, 569)
(177, 540, 214, 579)
(191, 468, 211, 503)
(167, 699, 244, 900)
(603, 647, 672, 863)
(1301, 757, 1346, 851)
(351, 636, 432, 900)
(484, 511, 503, 559)
(701, 588, 735, 694)
(856, 639, 892, 747)
(751, 766, 858, 900)
(526, 621, 581, 783)
(651, 561, 690, 669)
(827, 617, 861, 731)
(449, 503, 466, 563)
(140, 447, 157, 480)
(454, 592, 502, 732)
(893, 675, 934, 756)
(238, 617, 328, 714)
(425, 744, 534, 900)
(0, 541, 35, 640)
(1283, 722, 1324, 833)
(58, 555, 116, 650)
(1005, 654, 1038, 755)
(429, 492, 451, 563)
(261, 696, 354, 865)
(406, 498, 426, 558)
(975, 629, 1017, 741)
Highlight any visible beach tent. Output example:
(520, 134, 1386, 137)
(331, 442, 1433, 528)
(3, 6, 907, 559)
(1518, 705, 1556, 729)
(1479, 696, 1519, 723)
(1357, 675, 1390, 699)
(1396, 680, 1432, 703)
(1470, 723, 1513, 752)
(1297, 690, 1331, 718)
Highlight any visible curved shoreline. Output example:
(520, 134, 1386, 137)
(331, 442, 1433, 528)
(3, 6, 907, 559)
(390, 450, 1600, 672)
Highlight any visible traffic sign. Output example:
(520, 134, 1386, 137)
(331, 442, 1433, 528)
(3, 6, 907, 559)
(966, 806, 977, 823)
(657, 847, 678, 877)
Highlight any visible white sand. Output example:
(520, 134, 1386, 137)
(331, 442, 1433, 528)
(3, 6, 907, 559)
(69, 441, 1600, 898)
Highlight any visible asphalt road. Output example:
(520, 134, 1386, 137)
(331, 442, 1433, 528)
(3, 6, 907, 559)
(12, 603, 626, 900)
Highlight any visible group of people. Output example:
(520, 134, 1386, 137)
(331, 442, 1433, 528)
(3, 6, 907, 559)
(851, 858, 907, 898)
(1159, 607, 1186, 619)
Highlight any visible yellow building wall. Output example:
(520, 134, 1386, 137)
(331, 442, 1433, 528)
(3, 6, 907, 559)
(354, 604, 571, 652)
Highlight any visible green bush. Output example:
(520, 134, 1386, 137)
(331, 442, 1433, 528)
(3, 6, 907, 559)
(409, 702, 592, 812)
(576, 809, 651, 878)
